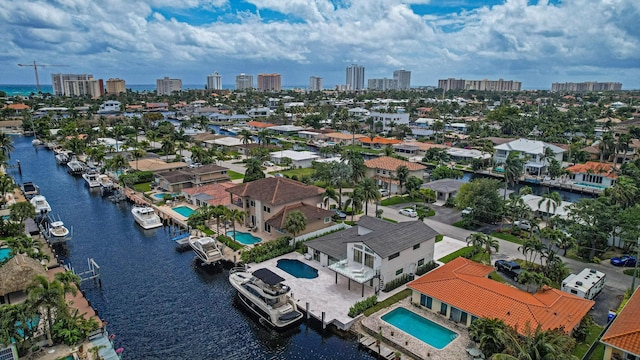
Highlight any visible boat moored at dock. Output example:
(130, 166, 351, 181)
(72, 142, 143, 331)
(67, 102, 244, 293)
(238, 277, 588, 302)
(229, 267, 303, 329)
(30, 194, 52, 214)
(131, 205, 163, 229)
(188, 235, 224, 265)
(67, 158, 85, 175)
(82, 170, 101, 188)
(21, 181, 40, 199)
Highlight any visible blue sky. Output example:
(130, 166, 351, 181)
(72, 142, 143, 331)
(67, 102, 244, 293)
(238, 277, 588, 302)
(0, 0, 638, 89)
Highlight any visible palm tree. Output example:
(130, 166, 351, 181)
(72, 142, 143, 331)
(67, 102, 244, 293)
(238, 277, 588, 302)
(503, 151, 525, 200)
(357, 178, 381, 216)
(9, 201, 35, 225)
(227, 208, 246, 242)
(27, 275, 70, 346)
(344, 188, 364, 222)
(322, 187, 338, 209)
(0, 174, 14, 203)
(468, 317, 510, 356)
(482, 236, 500, 264)
(0, 132, 14, 156)
(466, 233, 485, 254)
(537, 191, 562, 224)
(160, 135, 175, 162)
(131, 148, 146, 170)
(212, 205, 227, 235)
(395, 165, 409, 195)
(606, 175, 637, 209)
(283, 210, 307, 243)
(257, 130, 271, 147)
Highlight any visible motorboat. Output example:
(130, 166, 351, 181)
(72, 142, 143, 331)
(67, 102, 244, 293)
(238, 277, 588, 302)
(32, 138, 43, 146)
(67, 158, 85, 175)
(48, 220, 70, 239)
(131, 205, 163, 229)
(55, 152, 70, 164)
(30, 195, 52, 215)
(82, 170, 100, 188)
(98, 174, 114, 194)
(229, 268, 303, 329)
(22, 182, 40, 199)
(188, 235, 224, 265)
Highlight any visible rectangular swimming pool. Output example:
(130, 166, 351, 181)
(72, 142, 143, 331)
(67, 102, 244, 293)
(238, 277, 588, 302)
(172, 206, 195, 217)
(381, 307, 458, 349)
(226, 231, 261, 245)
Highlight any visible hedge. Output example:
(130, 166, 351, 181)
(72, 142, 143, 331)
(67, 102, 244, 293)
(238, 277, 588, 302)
(348, 295, 378, 318)
(217, 235, 244, 251)
(383, 274, 411, 292)
(240, 236, 294, 264)
(415, 261, 439, 276)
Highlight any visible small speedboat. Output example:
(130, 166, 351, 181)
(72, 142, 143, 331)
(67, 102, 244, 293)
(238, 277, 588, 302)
(48, 220, 70, 238)
(30, 195, 51, 214)
(188, 235, 224, 265)
(131, 205, 163, 229)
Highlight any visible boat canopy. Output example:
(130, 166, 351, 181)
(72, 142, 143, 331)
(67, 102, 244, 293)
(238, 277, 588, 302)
(253, 268, 285, 286)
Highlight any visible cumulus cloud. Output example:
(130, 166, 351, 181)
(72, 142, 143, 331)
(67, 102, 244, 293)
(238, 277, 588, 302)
(0, 0, 638, 88)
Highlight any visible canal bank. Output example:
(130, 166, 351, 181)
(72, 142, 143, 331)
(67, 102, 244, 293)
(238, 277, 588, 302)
(8, 135, 375, 360)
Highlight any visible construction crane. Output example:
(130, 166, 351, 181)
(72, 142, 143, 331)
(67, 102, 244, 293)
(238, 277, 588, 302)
(18, 61, 69, 93)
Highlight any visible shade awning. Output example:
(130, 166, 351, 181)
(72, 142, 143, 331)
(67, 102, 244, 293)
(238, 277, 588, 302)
(253, 268, 285, 286)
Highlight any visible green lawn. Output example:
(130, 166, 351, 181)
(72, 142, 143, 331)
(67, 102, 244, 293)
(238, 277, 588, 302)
(133, 182, 151, 192)
(490, 231, 525, 245)
(272, 168, 316, 178)
(623, 269, 640, 278)
(227, 170, 244, 180)
(380, 196, 422, 206)
(363, 289, 412, 316)
(573, 324, 605, 359)
(438, 246, 475, 263)
(382, 217, 398, 224)
(435, 234, 444, 243)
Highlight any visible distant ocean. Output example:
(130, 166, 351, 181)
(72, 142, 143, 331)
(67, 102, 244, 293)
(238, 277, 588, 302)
(1, 84, 310, 96)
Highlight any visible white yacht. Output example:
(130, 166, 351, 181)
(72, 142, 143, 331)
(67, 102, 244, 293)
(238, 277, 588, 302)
(188, 235, 224, 265)
(82, 171, 101, 188)
(229, 268, 303, 329)
(131, 205, 163, 229)
(30, 195, 52, 214)
(97, 174, 114, 191)
(67, 159, 85, 175)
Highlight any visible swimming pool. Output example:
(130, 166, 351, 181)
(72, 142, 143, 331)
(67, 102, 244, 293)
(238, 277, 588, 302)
(575, 182, 607, 189)
(226, 231, 261, 245)
(381, 307, 458, 349)
(153, 193, 170, 200)
(0, 248, 13, 261)
(172, 206, 195, 217)
(277, 259, 318, 279)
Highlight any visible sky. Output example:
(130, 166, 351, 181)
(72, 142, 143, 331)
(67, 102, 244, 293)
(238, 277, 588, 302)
(1, 0, 639, 89)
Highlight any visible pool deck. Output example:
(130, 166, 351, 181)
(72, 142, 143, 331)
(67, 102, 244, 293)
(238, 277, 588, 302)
(360, 298, 470, 360)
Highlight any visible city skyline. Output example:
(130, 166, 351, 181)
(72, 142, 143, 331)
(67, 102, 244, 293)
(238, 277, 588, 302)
(2, 0, 639, 89)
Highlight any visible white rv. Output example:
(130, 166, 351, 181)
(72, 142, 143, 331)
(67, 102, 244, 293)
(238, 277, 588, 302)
(561, 268, 606, 300)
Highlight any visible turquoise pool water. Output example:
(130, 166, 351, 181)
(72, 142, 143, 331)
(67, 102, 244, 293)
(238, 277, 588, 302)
(277, 259, 318, 279)
(381, 307, 458, 349)
(153, 193, 168, 200)
(172, 206, 195, 217)
(226, 231, 262, 245)
(575, 182, 607, 189)
(0, 248, 12, 261)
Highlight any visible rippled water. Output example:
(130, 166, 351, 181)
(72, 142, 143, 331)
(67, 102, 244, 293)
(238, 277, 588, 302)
(9, 136, 373, 360)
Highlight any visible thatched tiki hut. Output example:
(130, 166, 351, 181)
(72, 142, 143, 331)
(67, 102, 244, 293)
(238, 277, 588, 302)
(0, 254, 47, 304)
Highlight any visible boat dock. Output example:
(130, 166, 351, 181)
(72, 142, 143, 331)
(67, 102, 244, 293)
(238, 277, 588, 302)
(358, 334, 406, 360)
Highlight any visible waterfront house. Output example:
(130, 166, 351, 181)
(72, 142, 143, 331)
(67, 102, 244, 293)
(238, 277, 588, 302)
(407, 257, 594, 333)
(155, 164, 230, 193)
(305, 216, 437, 296)
(226, 177, 328, 236)
(181, 182, 236, 207)
(364, 156, 427, 194)
(129, 158, 188, 173)
(265, 202, 336, 239)
(600, 288, 640, 360)
(360, 137, 403, 150)
(325, 132, 365, 146)
(565, 161, 618, 189)
(369, 111, 410, 132)
(270, 150, 319, 168)
(493, 138, 565, 176)
(0, 120, 23, 134)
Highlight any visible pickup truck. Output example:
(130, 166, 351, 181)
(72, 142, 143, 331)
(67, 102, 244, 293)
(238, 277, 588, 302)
(495, 260, 523, 280)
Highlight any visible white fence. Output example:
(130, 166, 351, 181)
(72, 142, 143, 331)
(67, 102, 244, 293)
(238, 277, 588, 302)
(294, 222, 351, 243)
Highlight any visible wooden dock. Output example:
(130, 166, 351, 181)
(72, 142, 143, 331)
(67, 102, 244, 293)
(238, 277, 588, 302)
(359, 335, 402, 360)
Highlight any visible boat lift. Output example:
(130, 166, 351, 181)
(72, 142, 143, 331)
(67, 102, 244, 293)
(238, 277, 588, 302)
(66, 258, 102, 288)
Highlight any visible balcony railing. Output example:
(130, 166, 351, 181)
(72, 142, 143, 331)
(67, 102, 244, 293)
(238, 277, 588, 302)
(328, 259, 374, 283)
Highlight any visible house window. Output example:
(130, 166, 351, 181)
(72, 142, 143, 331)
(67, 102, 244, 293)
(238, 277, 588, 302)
(413, 243, 420, 250)
(471, 316, 478, 324)
(324, 217, 331, 224)
(417, 259, 425, 266)
(460, 311, 468, 324)
(420, 294, 433, 309)
(250, 200, 255, 207)
(364, 253, 374, 268)
(264, 223, 271, 233)
(353, 248, 363, 263)
(313, 250, 320, 261)
(440, 303, 448, 316)
(571, 289, 578, 295)
(626, 355, 639, 360)
(263, 206, 270, 213)
(395, 268, 403, 276)
(388, 252, 400, 260)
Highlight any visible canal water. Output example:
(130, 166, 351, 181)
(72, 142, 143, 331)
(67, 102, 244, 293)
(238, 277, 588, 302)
(8, 136, 373, 360)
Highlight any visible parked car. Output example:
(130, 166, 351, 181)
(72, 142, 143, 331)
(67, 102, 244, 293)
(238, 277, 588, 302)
(495, 260, 523, 280)
(513, 220, 532, 231)
(331, 208, 347, 220)
(262, 161, 275, 167)
(461, 207, 472, 215)
(399, 208, 417, 218)
(610, 255, 637, 267)
(378, 189, 389, 197)
(274, 173, 285, 178)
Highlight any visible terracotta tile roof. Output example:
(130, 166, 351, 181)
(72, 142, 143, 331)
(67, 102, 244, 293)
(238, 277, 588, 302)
(247, 121, 275, 128)
(181, 182, 235, 206)
(266, 202, 335, 230)
(365, 156, 426, 171)
(6, 103, 30, 110)
(325, 132, 366, 140)
(601, 289, 640, 356)
(402, 141, 448, 151)
(360, 137, 403, 145)
(408, 258, 594, 334)
(226, 177, 324, 205)
(565, 161, 619, 179)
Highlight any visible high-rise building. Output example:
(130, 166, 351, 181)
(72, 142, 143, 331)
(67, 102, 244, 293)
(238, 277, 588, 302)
(309, 76, 323, 91)
(235, 73, 253, 90)
(551, 82, 622, 92)
(257, 73, 282, 92)
(368, 78, 398, 91)
(51, 73, 94, 96)
(207, 72, 222, 90)
(438, 78, 522, 91)
(393, 70, 411, 90)
(156, 77, 182, 95)
(346, 64, 365, 91)
(51, 73, 104, 98)
(106, 78, 126, 94)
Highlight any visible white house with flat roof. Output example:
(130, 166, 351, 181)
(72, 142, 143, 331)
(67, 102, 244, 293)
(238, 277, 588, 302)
(270, 150, 320, 168)
(369, 111, 410, 132)
(494, 138, 564, 176)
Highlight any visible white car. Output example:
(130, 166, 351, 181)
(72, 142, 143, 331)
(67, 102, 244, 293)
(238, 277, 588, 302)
(379, 189, 389, 197)
(513, 220, 532, 231)
(399, 208, 418, 218)
(262, 161, 275, 167)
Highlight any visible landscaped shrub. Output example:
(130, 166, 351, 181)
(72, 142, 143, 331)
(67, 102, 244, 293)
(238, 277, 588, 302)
(383, 274, 411, 292)
(121, 170, 154, 186)
(348, 295, 378, 318)
(240, 236, 293, 263)
(415, 261, 439, 276)
(217, 235, 244, 251)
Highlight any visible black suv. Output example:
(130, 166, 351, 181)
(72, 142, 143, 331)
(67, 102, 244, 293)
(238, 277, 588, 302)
(494, 260, 522, 280)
